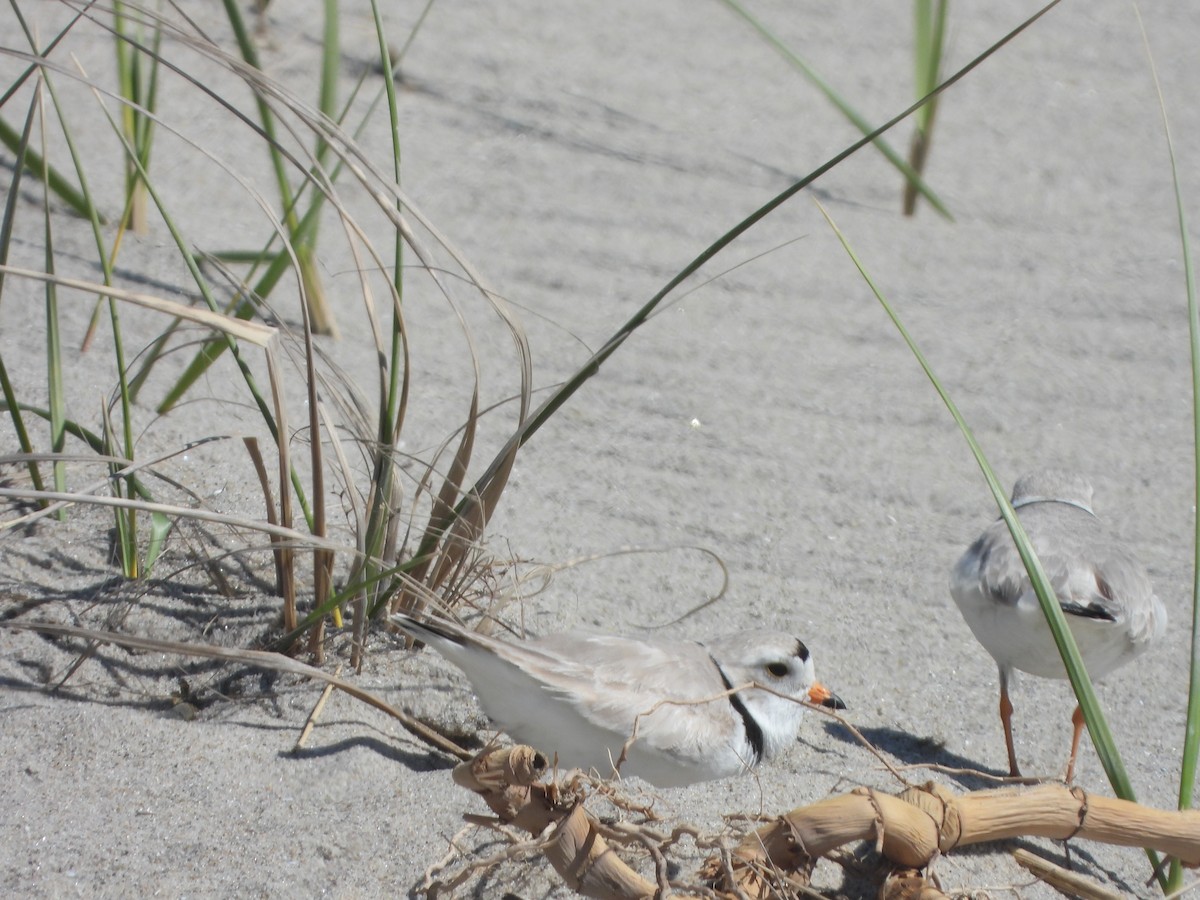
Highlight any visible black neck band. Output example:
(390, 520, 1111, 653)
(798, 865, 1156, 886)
(712, 657, 764, 765)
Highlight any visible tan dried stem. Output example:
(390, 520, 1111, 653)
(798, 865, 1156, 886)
(451, 745, 658, 898)
(715, 782, 1200, 898)
(450, 745, 1200, 900)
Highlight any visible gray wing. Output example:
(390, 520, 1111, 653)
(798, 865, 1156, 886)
(967, 504, 1160, 641)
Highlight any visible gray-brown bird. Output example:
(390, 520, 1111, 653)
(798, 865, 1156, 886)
(393, 613, 844, 787)
(950, 469, 1165, 779)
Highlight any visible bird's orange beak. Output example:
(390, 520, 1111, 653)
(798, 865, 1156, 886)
(808, 681, 847, 710)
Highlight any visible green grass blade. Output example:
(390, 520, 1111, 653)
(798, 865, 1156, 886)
(0, 2, 98, 220)
(106, 294, 138, 575)
(316, 0, 339, 166)
(219, 0, 334, 336)
(0, 118, 95, 220)
(717, 0, 954, 220)
(79, 82, 314, 531)
(818, 202, 1166, 888)
(113, 0, 164, 233)
(286, 0, 342, 620)
(350, 0, 412, 634)
(904, 0, 949, 214)
(35, 87, 67, 517)
(101, 400, 137, 578)
(913, 0, 948, 134)
(219, 0, 298, 230)
(1132, 7, 1200, 894)
(37, 49, 143, 567)
(38, 59, 119, 353)
(0, 99, 36, 301)
(143, 511, 172, 572)
(0, 92, 48, 499)
(459, 0, 1062, 508)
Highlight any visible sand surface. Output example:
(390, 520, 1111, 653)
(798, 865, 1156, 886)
(2, 1, 1199, 896)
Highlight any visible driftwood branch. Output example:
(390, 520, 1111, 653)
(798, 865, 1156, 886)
(451, 745, 657, 898)
(449, 744, 1200, 899)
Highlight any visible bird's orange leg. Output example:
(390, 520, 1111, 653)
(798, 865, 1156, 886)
(1000, 674, 1020, 777)
(1067, 705, 1085, 783)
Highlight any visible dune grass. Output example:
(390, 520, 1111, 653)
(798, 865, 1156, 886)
(1133, 8, 1200, 893)
(818, 203, 1170, 888)
(905, 0, 948, 214)
(0, 1, 1190, 894)
(0, 2, 437, 650)
(807, 16, 1195, 890)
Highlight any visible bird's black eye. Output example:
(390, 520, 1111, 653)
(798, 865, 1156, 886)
(766, 661, 790, 678)
(793, 640, 810, 663)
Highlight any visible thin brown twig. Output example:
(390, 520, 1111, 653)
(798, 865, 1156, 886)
(2, 619, 471, 760)
(293, 664, 339, 751)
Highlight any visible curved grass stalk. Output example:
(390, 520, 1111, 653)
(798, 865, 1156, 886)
(453, 1, 1062, 524)
(1133, 6, 1200, 893)
(817, 202, 1167, 890)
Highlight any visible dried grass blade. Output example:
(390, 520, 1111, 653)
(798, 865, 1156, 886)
(0, 265, 278, 345)
(0, 620, 471, 760)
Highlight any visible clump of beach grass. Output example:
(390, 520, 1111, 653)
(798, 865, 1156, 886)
(0, 2, 1195, 897)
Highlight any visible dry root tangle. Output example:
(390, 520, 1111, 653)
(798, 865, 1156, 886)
(439, 744, 1200, 899)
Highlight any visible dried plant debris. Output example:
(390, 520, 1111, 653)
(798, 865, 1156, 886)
(430, 744, 1200, 899)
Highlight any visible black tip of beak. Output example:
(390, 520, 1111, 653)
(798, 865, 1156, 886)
(821, 693, 847, 711)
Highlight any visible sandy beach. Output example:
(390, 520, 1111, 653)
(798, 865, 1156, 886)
(2, 0, 1199, 896)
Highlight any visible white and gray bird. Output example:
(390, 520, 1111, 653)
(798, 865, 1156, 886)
(392, 613, 844, 787)
(950, 469, 1166, 779)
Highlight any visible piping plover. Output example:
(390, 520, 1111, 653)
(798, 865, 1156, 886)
(950, 469, 1166, 779)
(392, 613, 844, 787)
